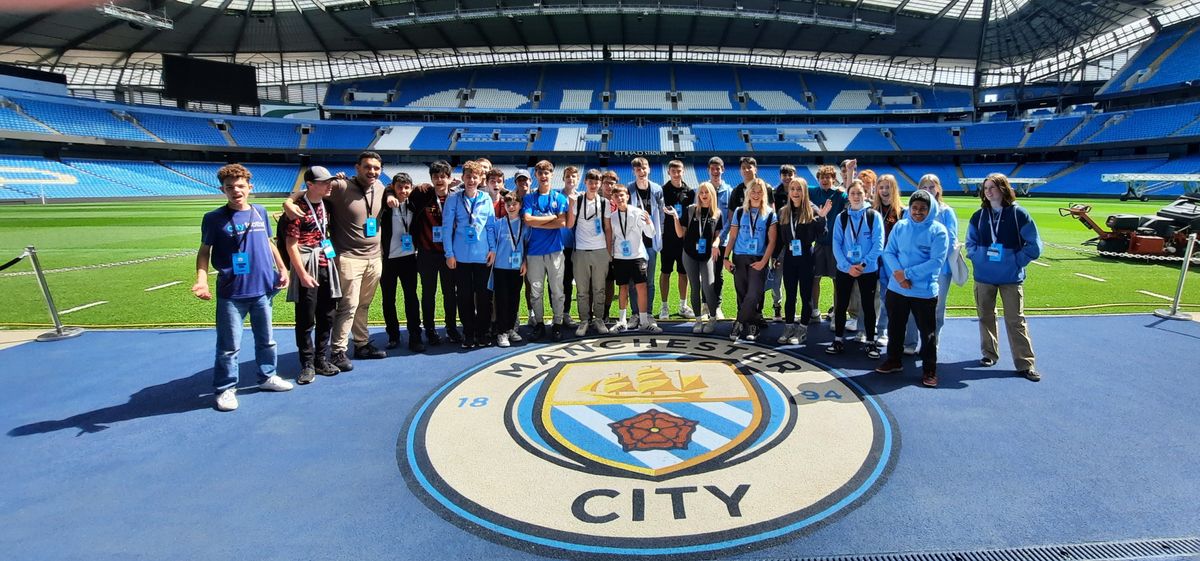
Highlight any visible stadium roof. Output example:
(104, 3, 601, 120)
(0, 0, 1198, 86)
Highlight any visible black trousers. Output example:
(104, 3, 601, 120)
(885, 290, 938, 369)
(454, 262, 493, 340)
(381, 254, 420, 341)
(493, 268, 522, 333)
(295, 266, 338, 367)
(562, 247, 575, 320)
(781, 254, 815, 325)
(417, 249, 457, 335)
(834, 270, 878, 339)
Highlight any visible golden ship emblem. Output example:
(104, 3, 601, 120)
(580, 366, 709, 401)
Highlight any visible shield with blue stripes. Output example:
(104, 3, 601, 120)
(537, 359, 764, 478)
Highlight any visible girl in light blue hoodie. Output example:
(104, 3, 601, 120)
(904, 173, 959, 353)
(827, 180, 885, 357)
(877, 190, 949, 388)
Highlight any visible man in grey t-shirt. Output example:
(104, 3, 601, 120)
(285, 152, 386, 371)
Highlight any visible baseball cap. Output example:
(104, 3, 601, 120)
(514, 169, 531, 181)
(305, 165, 334, 182)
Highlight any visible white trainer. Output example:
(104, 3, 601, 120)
(611, 318, 628, 333)
(846, 318, 858, 332)
(259, 375, 294, 392)
(506, 329, 523, 342)
(680, 304, 696, 319)
(497, 332, 510, 348)
(215, 388, 238, 412)
(791, 324, 806, 345)
(592, 319, 610, 334)
(641, 319, 664, 333)
(658, 303, 670, 320)
(703, 319, 717, 334)
(575, 322, 589, 337)
(715, 308, 726, 320)
(692, 321, 704, 334)
(903, 344, 918, 356)
(777, 324, 794, 344)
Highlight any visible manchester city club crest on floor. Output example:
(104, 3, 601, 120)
(400, 335, 897, 557)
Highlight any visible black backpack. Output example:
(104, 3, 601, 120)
(838, 208, 877, 239)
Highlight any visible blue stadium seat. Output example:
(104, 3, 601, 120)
(132, 111, 227, 146)
(16, 98, 156, 142)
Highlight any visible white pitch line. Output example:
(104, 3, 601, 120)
(1137, 290, 1175, 301)
(144, 281, 182, 292)
(1030, 260, 1050, 268)
(1074, 273, 1107, 282)
(59, 301, 108, 315)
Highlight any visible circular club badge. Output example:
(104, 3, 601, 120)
(400, 335, 896, 557)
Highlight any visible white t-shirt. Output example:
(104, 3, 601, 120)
(574, 194, 608, 251)
(609, 206, 655, 260)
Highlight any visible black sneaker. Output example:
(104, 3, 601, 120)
(866, 343, 881, 359)
(825, 340, 845, 355)
(355, 343, 387, 359)
(746, 324, 759, 341)
(1020, 369, 1041, 382)
(551, 323, 563, 342)
(477, 332, 494, 347)
(425, 330, 442, 346)
(297, 365, 316, 385)
(446, 326, 464, 344)
(385, 337, 400, 350)
(331, 351, 354, 372)
(314, 359, 340, 376)
(530, 323, 546, 341)
(408, 338, 426, 353)
(461, 335, 475, 350)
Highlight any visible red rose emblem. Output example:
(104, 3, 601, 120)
(609, 409, 698, 452)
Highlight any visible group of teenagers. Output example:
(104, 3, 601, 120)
(192, 151, 1044, 412)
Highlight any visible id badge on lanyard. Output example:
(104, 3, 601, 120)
(320, 239, 336, 259)
(848, 247, 863, 263)
(466, 225, 479, 243)
(594, 218, 602, 236)
(620, 240, 633, 258)
(364, 217, 378, 237)
(697, 238, 707, 254)
(432, 226, 444, 243)
(988, 243, 1003, 262)
(232, 252, 250, 275)
(401, 234, 414, 252)
(791, 239, 803, 256)
(509, 253, 522, 269)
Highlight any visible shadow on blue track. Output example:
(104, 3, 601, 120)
(6, 352, 302, 437)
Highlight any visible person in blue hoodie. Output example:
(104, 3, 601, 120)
(443, 160, 497, 349)
(876, 190, 949, 388)
(489, 191, 531, 348)
(827, 180, 885, 358)
(903, 173, 959, 354)
(966, 173, 1043, 382)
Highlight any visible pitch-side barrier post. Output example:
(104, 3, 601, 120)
(26, 245, 84, 342)
(1154, 233, 1198, 321)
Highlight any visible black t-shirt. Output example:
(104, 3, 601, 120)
(662, 181, 693, 241)
(681, 206, 725, 262)
(773, 182, 791, 212)
(727, 181, 776, 214)
(775, 203, 827, 260)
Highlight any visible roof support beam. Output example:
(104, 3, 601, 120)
(183, 0, 233, 54)
(39, 20, 124, 67)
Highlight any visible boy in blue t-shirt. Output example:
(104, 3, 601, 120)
(192, 164, 293, 412)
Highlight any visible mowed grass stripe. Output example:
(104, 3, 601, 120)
(0, 196, 1196, 327)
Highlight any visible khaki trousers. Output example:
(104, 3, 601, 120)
(333, 255, 382, 353)
(974, 281, 1036, 371)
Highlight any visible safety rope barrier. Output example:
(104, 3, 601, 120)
(0, 250, 192, 278)
(1044, 241, 1200, 263)
(0, 250, 28, 272)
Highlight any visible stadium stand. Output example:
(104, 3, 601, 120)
(1023, 116, 1084, 148)
(1038, 158, 1168, 195)
(0, 155, 152, 198)
(306, 123, 380, 150)
(131, 110, 227, 146)
(0, 101, 53, 134)
(226, 119, 302, 149)
(890, 125, 957, 151)
(165, 162, 300, 193)
(539, 64, 605, 110)
(846, 129, 896, 152)
(63, 159, 216, 196)
(960, 121, 1027, 150)
(14, 97, 156, 142)
(1088, 102, 1200, 143)
(1097, 25, 1190, 98)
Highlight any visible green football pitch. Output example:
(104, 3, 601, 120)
(0, 196, 1196, 328)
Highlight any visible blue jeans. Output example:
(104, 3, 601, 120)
(630, 247, 658, 315)
(214, 293, 278, 391)
(905, 272, 951, 348)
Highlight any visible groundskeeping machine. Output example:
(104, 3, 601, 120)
(1060, 194, 1200, 256)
